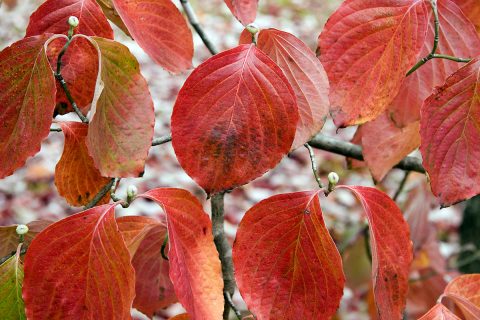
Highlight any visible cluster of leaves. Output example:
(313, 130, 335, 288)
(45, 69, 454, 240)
(1, 0, 480, 319)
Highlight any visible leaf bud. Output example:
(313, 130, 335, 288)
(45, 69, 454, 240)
(246, 23, 260, 35)
(16, 224, 29, 236)
(127, 185, 138, 201)
(68, 16, 79, 28)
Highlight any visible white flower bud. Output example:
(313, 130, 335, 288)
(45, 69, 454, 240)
(16, 224, 29, 236)
(68, 16, 79, 28)
(127, 185, 138, 199)
(246, 23, 260, 35)
(328, 172, 340, 185)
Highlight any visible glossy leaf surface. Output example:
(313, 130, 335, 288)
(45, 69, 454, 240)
(23, 204, 135, 319)
(0, 35, 56, 178)
(112, 0, 193, 73)
(338, 186, 413, 319)
(318, 0, 428, 127)
(233, 191, 345, 319)
(172, 44, 298, 194)
(420, 58, 480, 206)
(257, 29, 329, 149)
(140, 188, 224, 320)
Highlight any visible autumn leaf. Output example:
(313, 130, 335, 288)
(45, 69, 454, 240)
(117, 216, 177, 317)
(0, 221, 52, 258)
(338, 186, 413, 319)
(0, 34, 57, 178)
(318, 0, 428, 127)
(256, 28, 329, 149)
(171, 44, 298, 195)
(232, 191, 345, 319)
(224, 0, 258, 25)
(418, 304, 462, 320)
(0, 244, 25, 320)
(95, 0, 131, 36)
(455, 0, 480, 34)
(22, 204, 135, 318)
(420, 57, 480, 206)
(54, 122, 111, 206)
(443, 274, 480, 319)
(86, 36, 155, 178)
(355, 113, 420, 182)
(388, 0, 480, 127)
(140, 188, 224, 320)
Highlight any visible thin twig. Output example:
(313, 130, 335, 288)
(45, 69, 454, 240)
(0, 246, 27, 265)
(179, 0, 218, 55)
(406, 0, 471, 76)
(50, 127, 62, 132)
(393, 171, 411, 201)
(83, 178, 116, 209)
(304, 143, 324, 188)
(224, 291, 242, 320)
(211, 193, 237, 320)
(151, 134, 172, 146)
(161, 234, 169, 261)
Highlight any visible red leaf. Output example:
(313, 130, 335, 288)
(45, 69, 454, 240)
(318, 0, 428, 127)
(26, 0, 113, 38)
(356, 113, 420, 181)
(140, 188, 224, 319)
(55, 122, 111, 206)
(420, 58, 480, 206)
(232, 191, 345, 319)
(418, 304, 461, 320)
(257, 29, 329, 149)
(0, 221, 52, 257)
(23, 204, 135, 318)
(0, 35, 57, 178)
(337, 186, 413, 319)
(86, 36, 155, 177)
(224, 0, 258, 25)
(171, 44, 298, 194)
(117, 216, 176, 317)
(388, 0, 480, 127)
(455, 0, 480, 34)
(443, 274, 480, 319)
(111, 0, 193, 73)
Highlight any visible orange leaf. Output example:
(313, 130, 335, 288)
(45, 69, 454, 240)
(55, 122, 111, 206)
(168, 314, 190, 320)
(257, 29, 329, 149)
(318, 0, 428, 127)
(338, 186, 413, 319)
(443, 274, 480, 319)
(455, 0, 480, 34)
(23, 204, 135, 318)
(0, 221, 51, 257)
(233, 191, 345, 319)
(117, 215, 161, 255)
(140, 188, 224, 320)
(171, 44, 298, 195)
(418, 304, 462, 320)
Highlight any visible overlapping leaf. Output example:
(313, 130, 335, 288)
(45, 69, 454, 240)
(418, 304, 461, 320)
(111, 0, 193, 73)
(338, 186, 413, 319)
(54, 122, 111, 206)
(171, 44, 298, 194)
(420, 58, 480, 206)
(233, 191, 345, 319)
(0, 244, 25, 320)
(23, 204, 135, 318)
(455, 0, 480, 34)
(140, 188, 224, 320)
(0, 35, 57, 178)
(224, 0, 258, 25)
(355, 113, 420, 181)
(257, 29, 329, 149)
(0, 221, 52, 258)
(444, 274, 480, 319)
(95, 0, 131, 35)
(86, 36, 155, 178)
(318, 0, 428, 127)
(117, 216, 176, 317)
(388, 0, 480, 127)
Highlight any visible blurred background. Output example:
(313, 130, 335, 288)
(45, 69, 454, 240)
(0, 0, 475, 319)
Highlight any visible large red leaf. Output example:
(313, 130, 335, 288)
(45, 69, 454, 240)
(232, 191, 345, 319)
(117, 216, 176, 317)
(140, 188, 224, 320)
(420, 58, 480, 206)
(111, 0, 193, 74)
(224, 0, 258, 25)
(443, 274, 480, 319)
(257, 29, 329, 149)
(171, 44, 298, 195)
(86, 36, 155, 178)
(0, 221, 52, 257)
(418, 304, 461, 320)
(26, 0, 112, 115)
(55, 122, 111, 206)
(455, 0, 480, 33)
(318, 0, 428, 127)
(356, 113, 420, 181)
(337, 186, 413, 319)
(23, 204, 135, 318)
(0, 35, 57, 178)
(388, 0, 480, 127)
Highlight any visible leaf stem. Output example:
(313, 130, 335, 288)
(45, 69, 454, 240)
(393, 171, 410, 201)
(304, 143, 324, 188)
(83, 178, 116, 209)
(406, 0, 471, 76)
